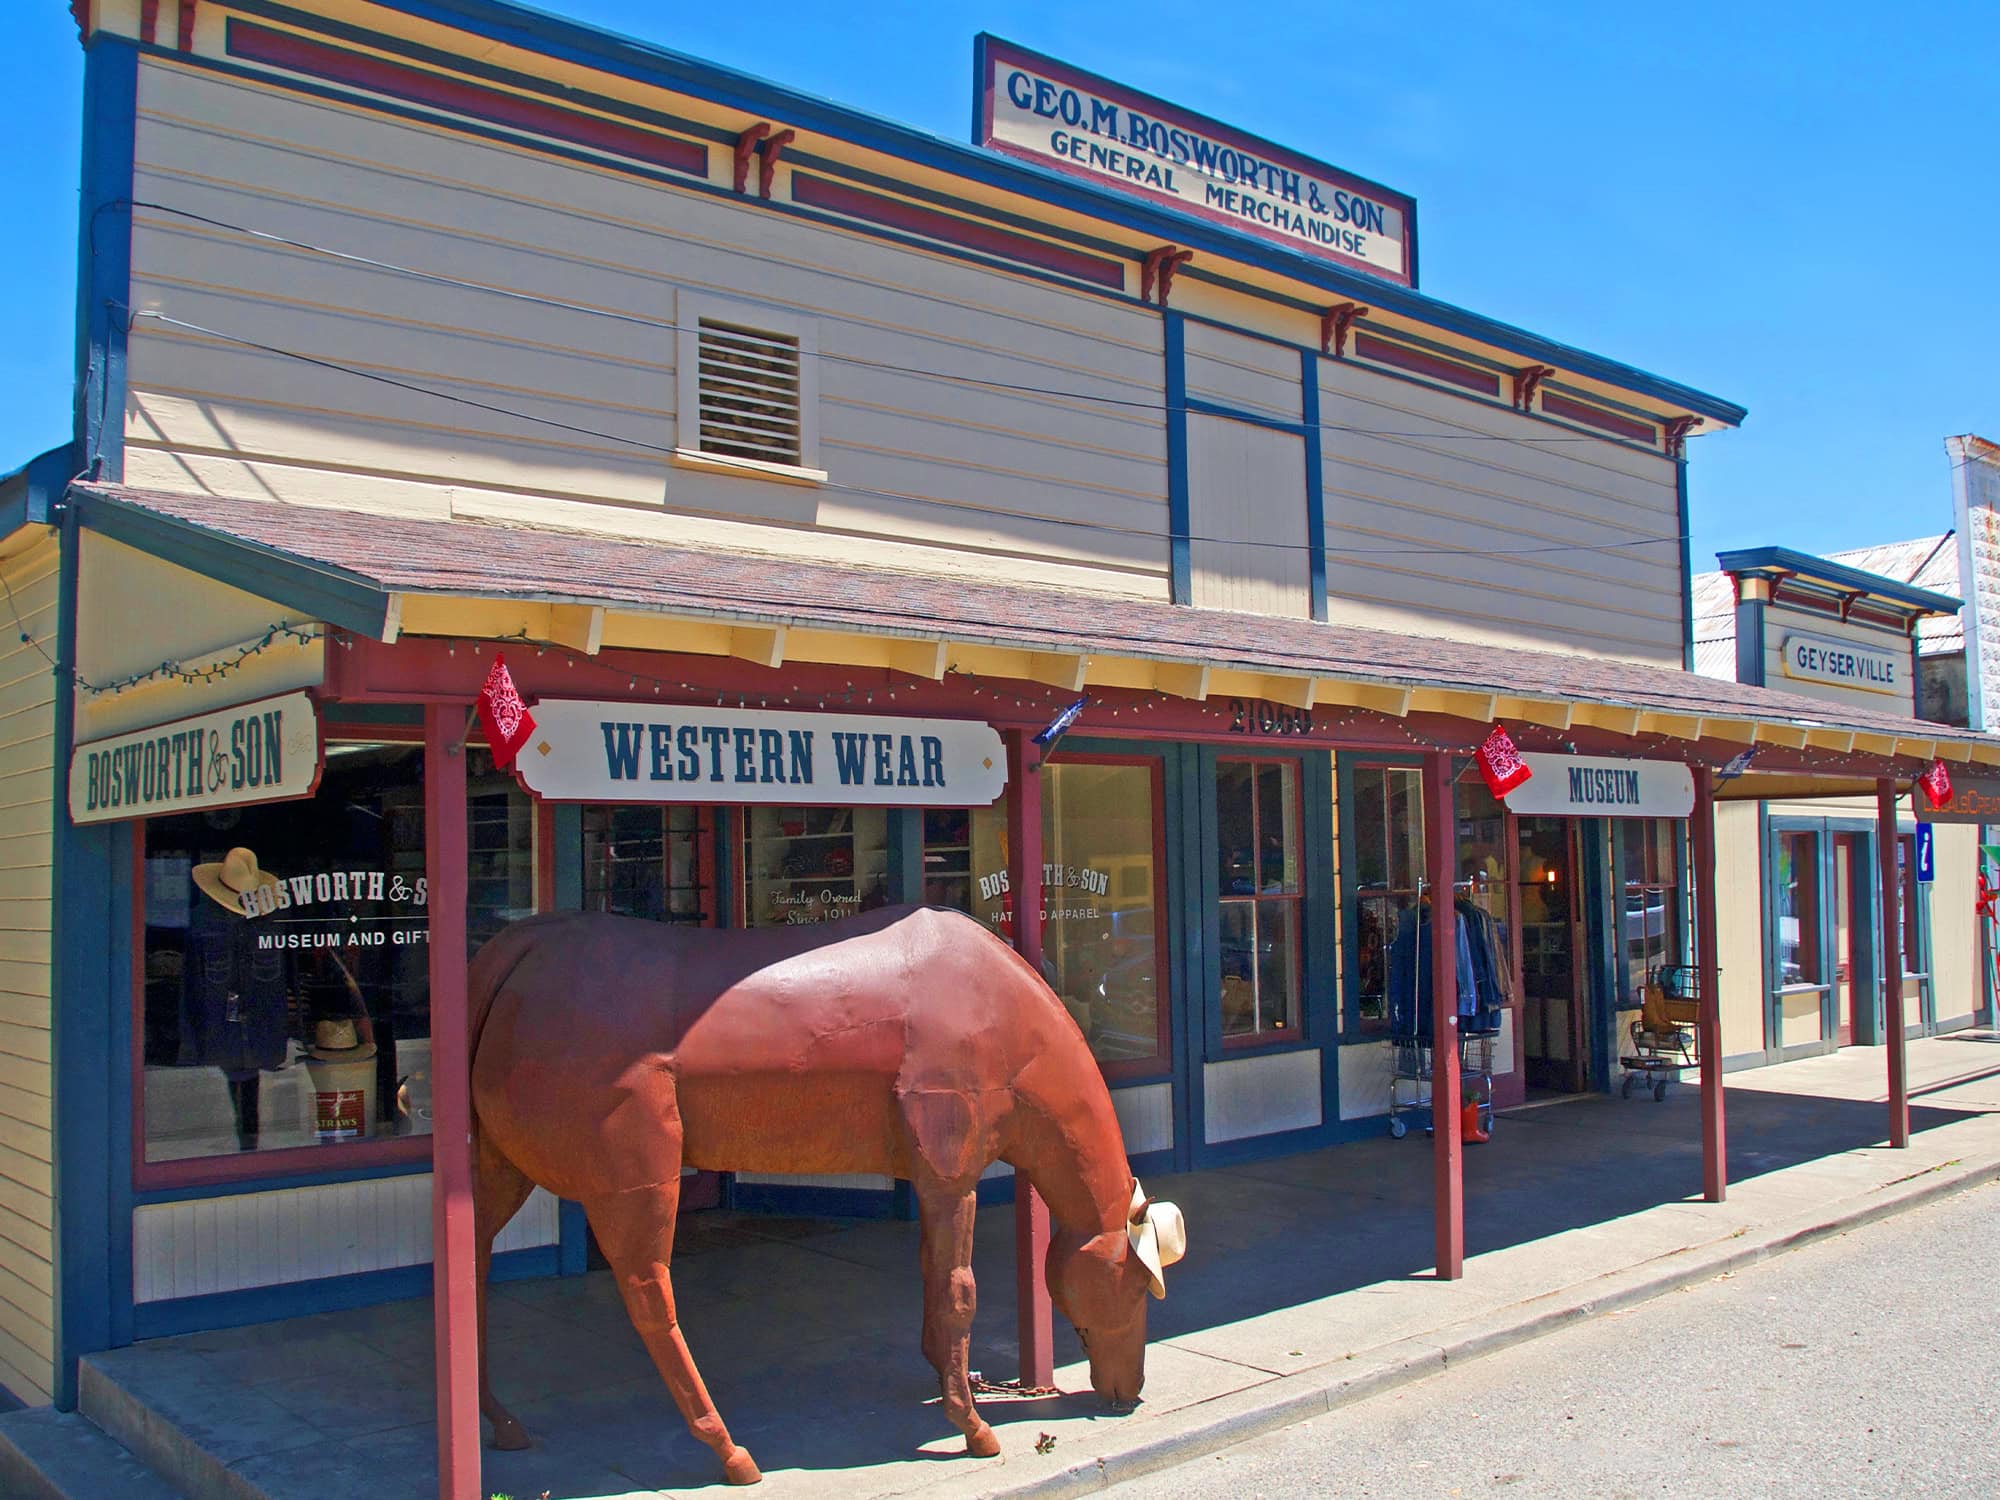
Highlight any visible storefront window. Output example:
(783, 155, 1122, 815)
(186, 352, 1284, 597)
(1351, 764, 1425, 1027)
(1216, 759, 1301, 1041)
(1617, 818, 1684, 984)
(583, 805, 714, 924)
(139, 743, 533, 1163)
(1777, 830, 1822, 986)
(742, 805, 892, 924)
(1897, 833, 1922, 978)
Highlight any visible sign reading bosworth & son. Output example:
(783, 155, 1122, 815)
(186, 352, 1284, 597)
(516, 701, 1009, 807)
(974, 35, 1416, 286)
(1503, 754, 1695, 819)
(69, 690, 320, 825)
(1780, 632, 1904, 697)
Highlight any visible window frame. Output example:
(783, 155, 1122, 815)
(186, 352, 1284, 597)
(1338, 754, 1427, 1039)
(1215, 755, 1306, 1049)
(673, 290, 825, 483)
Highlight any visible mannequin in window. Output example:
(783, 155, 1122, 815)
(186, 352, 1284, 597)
(184, 847, 291, 1150)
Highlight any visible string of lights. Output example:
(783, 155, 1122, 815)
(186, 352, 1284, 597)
(67, 622, 336, 698)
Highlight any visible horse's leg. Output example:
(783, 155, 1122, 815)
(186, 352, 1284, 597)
(915, 1179, 998, 1458)
(585, 1178, 761, 1486)
(473, 1125, 535, 1451)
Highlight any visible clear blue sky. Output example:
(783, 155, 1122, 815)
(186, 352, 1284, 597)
(5, 1, 1994, 575)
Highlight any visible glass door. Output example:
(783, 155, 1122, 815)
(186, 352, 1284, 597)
(1518, 817, 1583, 1092)
(1833, 834, 1864, 1046)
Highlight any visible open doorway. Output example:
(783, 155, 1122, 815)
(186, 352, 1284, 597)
(1518, 817, 1585, 1092)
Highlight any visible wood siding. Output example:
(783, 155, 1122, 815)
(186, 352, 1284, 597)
(1318, 357, 1684, 663)
(0, 536, 56, 1404)
(131, 1177, 558, 1304)
(1758, 606, 1916, 715)
(1187, 415, 1311, 616)
(123, 59, 1170, 599)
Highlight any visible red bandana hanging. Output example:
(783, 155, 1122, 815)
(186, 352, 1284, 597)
(477, 652, 538, 771)
(1918, 757, 1954, 810)
(1978, 872, 1998, 922)
(1476, 722, 1533, 799)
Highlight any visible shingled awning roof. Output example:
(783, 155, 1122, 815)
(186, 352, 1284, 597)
(67, 482, 2000, 777)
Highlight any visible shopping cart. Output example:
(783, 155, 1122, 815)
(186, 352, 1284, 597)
(1619, 963, 1700, 1102)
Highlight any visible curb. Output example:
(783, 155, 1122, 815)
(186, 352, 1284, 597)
(927, 1150, 2000, 1500)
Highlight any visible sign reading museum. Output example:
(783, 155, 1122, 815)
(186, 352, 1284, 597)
(1503, 754, 1695, 819)
(974, 35, 1415, 286)
(516, 700, 1009, 807)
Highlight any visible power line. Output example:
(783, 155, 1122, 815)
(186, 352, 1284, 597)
(118, 198, 1657, 447)
(128, 306, 1689, 564)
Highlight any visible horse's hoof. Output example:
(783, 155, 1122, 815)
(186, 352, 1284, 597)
(488, 1418, 532, 1452)
(966, 1424, 1001, 1458)
(722, 1447, 763, 1485)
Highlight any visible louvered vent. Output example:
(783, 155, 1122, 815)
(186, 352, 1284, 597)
(694, 318, 803, 466)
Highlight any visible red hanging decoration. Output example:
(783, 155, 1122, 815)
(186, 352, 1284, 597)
(1918, 757, 1954, 810)
(477, 652, 538, 771)
(1476, 722, 1533, 799)
(1977, 872, 1998, 922)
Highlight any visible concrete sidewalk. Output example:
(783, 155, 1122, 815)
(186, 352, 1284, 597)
(22, 1036, 2000, 1500)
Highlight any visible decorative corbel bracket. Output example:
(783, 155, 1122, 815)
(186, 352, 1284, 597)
(733, 123, 772, 195)
(1320, 301, 1369, 358)
(180, 0, 200, 50)
(1511, 364, 1554, 411)
(758, 129, 796, 199)
(1141, 246, 1194, 306)
(1663, 415, 1703, 460)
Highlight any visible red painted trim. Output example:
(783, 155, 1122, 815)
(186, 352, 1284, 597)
(533, 798, 555, 911)
(760, 129, 795, 199)
(70, 1, 91, 43)
(790, 172, 1127, 290)
(179, 0, 199, 53)
(1877, 778, 1908, 1147)
(138, 1136, 431, 1192)
(424, 706, 480, 1499)
(1690, 765, 1725, 1201)
(140, 0, 159, 46)
(1353, 332, 1500, 397)
(1424, 752, 1464, 1280)
(1215, 754, 1306, 1050)
(226, 19, 708, 178)
(1005, 729, 1054, 1390)
(1540, 390, 1657, 445)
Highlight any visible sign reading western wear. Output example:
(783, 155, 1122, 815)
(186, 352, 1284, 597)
(974, 36, 1416, 286)
(1503, 754, 1696, 819)
(516, 701, 1009, 807)
(1780, 632, 1903, 697)
(68, 690, 321, 825)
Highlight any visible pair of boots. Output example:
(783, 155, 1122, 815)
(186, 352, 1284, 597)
(1461, 1099, 1490, 1144)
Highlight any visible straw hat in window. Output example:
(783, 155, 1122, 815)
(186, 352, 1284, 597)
(308, 1017, 378, 1063)
(191, 847, 280, 917)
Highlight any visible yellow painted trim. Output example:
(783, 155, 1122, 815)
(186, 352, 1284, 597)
(548, 604, 605, 656)
(1752, 722, 1810, 749)
(1702, 718, 1757, 744)
(1318, 680, 1412, 717)
(380, 593, 404, 646)
(1895, 736, 1938, 761)
(1737, 577, 1772, 602)
(1970, 741, 2000, 767)
(1936, 739, 1974, 764)
(730, 625, 786, 669)
(1408, 688, 1498, 723)
(1851, 731, 1899, 758)
(1258, 675, 1317, 710)
(1504, 697, 1574, 730)
(1638, 712, 1703, 740)
(1572, 704, 1641, 736)
(1028, 652, 1087, 692)
(890, 640, 950, 681)
(597, 613, 736, 656)
(1805, 728, 1857, 754)
(1154, 663, 1211, 702)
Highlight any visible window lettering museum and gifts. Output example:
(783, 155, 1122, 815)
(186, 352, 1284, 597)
(0, 1, 1991, 1493)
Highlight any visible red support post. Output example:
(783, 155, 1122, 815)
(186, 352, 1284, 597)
(1877, 778, 1909, 1147)
(1006, 729, 1055, 1388)
(1424, 752, 1464, 1280)
(425, 706, 480, 1499)
(1690, 765, 1726, 1201)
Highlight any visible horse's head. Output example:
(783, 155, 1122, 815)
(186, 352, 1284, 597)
(1046, 1179, 1185, 1406)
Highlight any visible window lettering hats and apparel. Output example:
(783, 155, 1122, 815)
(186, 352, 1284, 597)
(1126, 1178, 1187, 1300)
(478, 652, 538, 770)
(192, 847, 281, 917)
(1476, 723, 1533, 800)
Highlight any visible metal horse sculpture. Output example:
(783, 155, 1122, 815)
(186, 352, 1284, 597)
(468, 904, 1185, 1485)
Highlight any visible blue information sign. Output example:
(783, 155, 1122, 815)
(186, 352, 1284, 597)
(1915, 822, 1935, 884)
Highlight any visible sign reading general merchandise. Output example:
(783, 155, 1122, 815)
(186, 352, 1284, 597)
(69, 690, 321, 825)
(974, 36, 1416, 286)
(516, 701, 1009, 807)
(1780, 632, 1904, 697)
(1503, 754, 1695, 819)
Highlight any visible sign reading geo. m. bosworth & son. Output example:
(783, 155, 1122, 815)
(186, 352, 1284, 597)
(1503, 754, 1695, 819)
(974, 35, 1416, 286)
(516, 700, 1008, 807)
(69, 690, 321, 825)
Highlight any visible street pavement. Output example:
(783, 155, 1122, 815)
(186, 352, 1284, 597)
(1106, 1178, 2000, 1499)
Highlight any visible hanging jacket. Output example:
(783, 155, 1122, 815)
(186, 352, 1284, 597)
(1387, 903, 1478, 1039)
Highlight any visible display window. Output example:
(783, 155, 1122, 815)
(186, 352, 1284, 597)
(137, 742, 535, 1173)
(1349, 763, 1426, 1029)
(1617, 818, 1684, 983)
(1776, 830, 1822, 987)
(742, 804, 892, 925)
(1216, 758, 1301, 1043)
(583, 805, 716, 924)
(926, 757, 1169, 1073)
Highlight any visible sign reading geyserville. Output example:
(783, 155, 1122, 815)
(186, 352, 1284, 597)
(68, 690, 321, 825)
(1503, 753, 1696, 819)
(974, 35, 1416, 286)
(1780, 632, 1904, 697)
(517, 700, 1009, 807)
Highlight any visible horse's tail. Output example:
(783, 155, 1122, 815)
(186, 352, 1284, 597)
(467, 912, 583, 1063)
